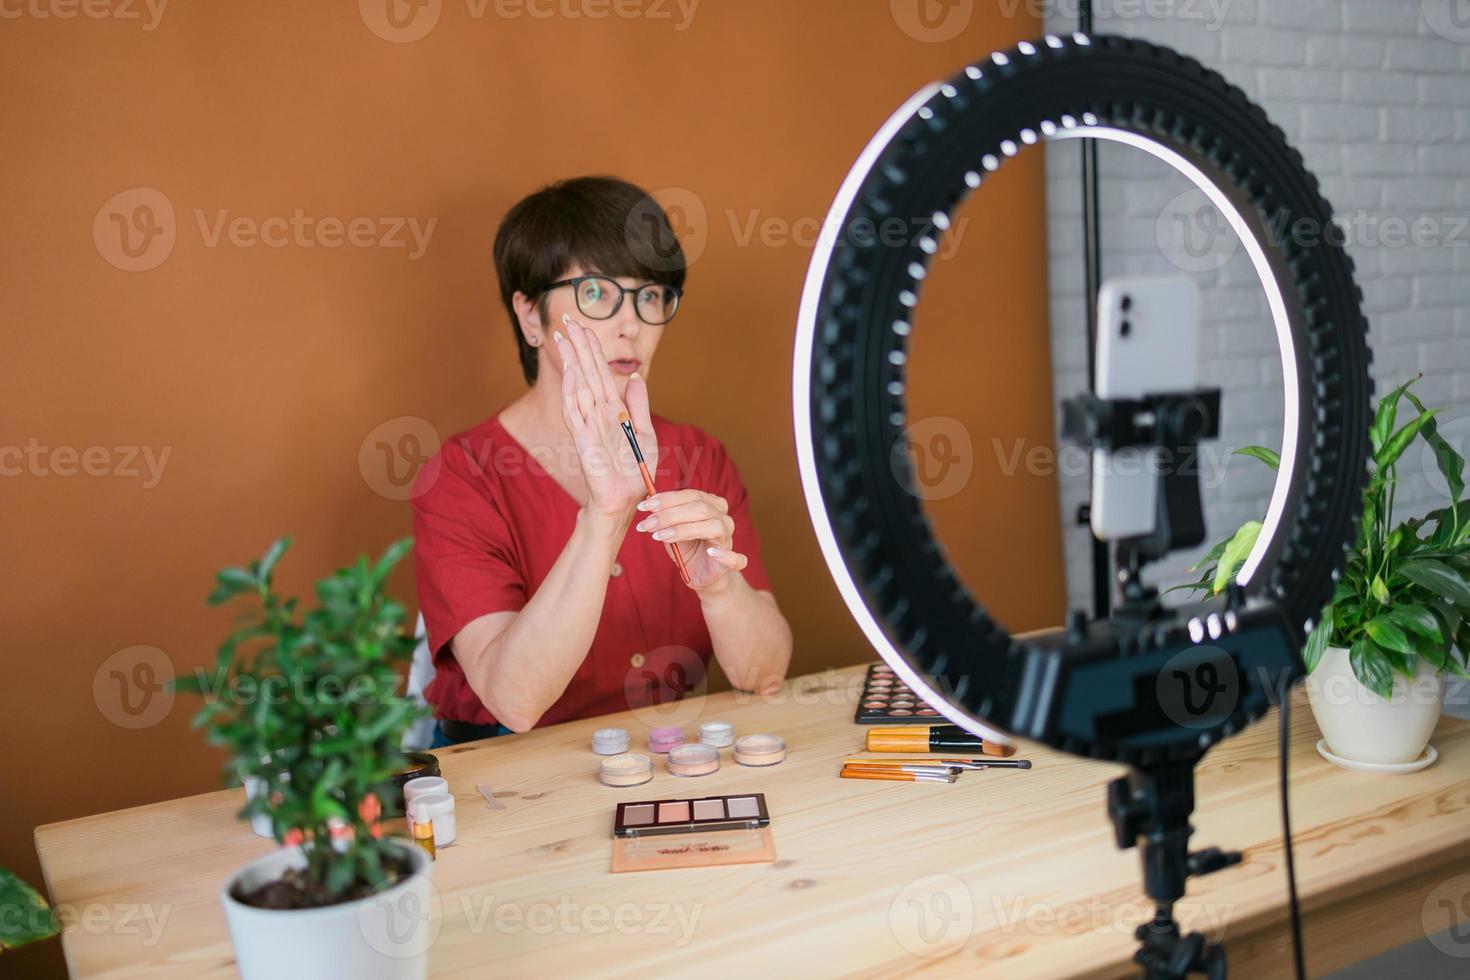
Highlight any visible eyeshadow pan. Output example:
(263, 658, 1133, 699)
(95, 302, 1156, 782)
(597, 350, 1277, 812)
(692, 798, 725, 820)
(726, 796, 760, 819)
(623, 803, 656, 826)
(659, 801, 690, 823)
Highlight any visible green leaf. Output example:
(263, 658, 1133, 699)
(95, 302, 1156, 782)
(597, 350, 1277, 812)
(1365, 614, 1415, 656)
(1374, 408, 1440, 471)
(1303, 606, 1333, 673)
(0, 868, 58, 951)
(1212, 521, 1262, 595)
(1234, 445, 1281, 470)
(1371, 574, 1391, 605)
(208, 567, 258, 605)
(258, 537, 292, 585)
(1371, 377, 1418, 455)
(1404, 388, 1463, 504)
(1399, 558, 1470, 607)
(1349, 637, 1394, 700)
(1189, 537, 1231, 573)
(371, 537, 414, 588)
(1385, 605, 1443, 643)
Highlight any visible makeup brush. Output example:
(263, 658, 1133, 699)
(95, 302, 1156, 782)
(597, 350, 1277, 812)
(865, 725, 1016, 756)
(842, 762, 961, 777)
(617, 410, 690, 585)
(840, 767, 956, 783)
(844, 757, 1032, 771)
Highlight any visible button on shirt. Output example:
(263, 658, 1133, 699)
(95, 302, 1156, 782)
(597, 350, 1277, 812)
(411, 413, 772, 728)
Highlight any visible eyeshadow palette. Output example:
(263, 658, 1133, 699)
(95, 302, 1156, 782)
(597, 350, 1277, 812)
(610, 793, 777, 873)
(854, 663, 943, 725)
(614, 793, 769, 838)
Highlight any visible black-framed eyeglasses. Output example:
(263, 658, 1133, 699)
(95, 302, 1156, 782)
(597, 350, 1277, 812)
(543, 275, 682, 326)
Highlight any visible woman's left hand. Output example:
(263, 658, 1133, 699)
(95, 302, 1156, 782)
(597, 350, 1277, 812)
(633, 489, 748, 594)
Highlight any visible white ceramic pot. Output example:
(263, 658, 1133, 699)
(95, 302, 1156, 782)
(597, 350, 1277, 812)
(221, 842, 435, 980)
(1306, 645, 1444, 765)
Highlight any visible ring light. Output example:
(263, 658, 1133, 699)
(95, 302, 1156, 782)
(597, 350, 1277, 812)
(793, 33, 1372, 765)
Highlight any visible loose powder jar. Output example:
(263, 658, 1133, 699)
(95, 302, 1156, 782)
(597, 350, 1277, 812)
(698, 721, 734, 748)
(599, 753, 654, 788)
(592, 728, 630, 755)
(734, 734, 787, 767)
(667, 743, 721, 777)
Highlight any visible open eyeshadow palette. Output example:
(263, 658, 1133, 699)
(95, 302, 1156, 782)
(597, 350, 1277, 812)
(854, 663, 943, 724)
(610, 793, 776, 873)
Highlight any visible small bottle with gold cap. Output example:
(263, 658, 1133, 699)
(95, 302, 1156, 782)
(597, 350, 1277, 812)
(409, 799, 436, 860)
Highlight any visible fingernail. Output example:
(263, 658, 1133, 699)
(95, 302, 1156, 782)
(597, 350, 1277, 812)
(630, 371, 642, 381)
(707, 546, 722, 557)
(636, 499, 653, 511)
(553, 330, 564, 343)
(635, 518, 655, 532)
(652, 529, 673, 541)
(561, 313, 570, 325)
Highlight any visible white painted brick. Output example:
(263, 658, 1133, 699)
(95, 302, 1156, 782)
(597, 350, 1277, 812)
(1320, 176, 1383, 210)
(1360, 276, 1411, 313)
(1259, 67, 1341, 101)
(1414, 274, 1470, 307)
(1379, 176, 1459, 208)
(1385, 37, 1464, 72)
(1222, 26, 1309, 65)
(1417, 143, 1470, 177)
(1344, 70, 1419, 106)
(1306, 35, 1384, 69)
(1343, 1, 1424, 35)
(1300, 102, 1380, 141)
(1373, 342, 1424, 378)
(1382, 106, 1460, 143)
(1458, 179, 1470, 207)
(1376, 308, 1457, 341)
(1342, 143, 1416, 176)
(1259, 0, 1340, 30)
(1419, 74, 1470, 107)
(1378, 242, 1457, 275)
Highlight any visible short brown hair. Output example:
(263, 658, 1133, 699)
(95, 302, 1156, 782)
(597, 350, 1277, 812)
(492, 176, 687, 385)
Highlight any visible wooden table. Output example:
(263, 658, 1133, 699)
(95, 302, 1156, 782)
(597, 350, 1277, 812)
(35, 663, 1470, 978)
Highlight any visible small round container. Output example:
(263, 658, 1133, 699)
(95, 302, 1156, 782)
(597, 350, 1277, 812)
(412, 791, 456, 847)
(402, 776, 448, 832)
(592, 728, 630, 755)
(734, 734, 787, 767)
(599, 753, 654, 788)
(698, 721, 734, 748)
(648, 726, 686, 753)
(667, 743, 721, 777)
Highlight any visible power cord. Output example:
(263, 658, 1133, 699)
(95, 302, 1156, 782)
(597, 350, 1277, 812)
(1279, 675, 1307, 980)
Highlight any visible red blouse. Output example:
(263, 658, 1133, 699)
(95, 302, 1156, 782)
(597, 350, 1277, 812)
(411, 412, 772, 728)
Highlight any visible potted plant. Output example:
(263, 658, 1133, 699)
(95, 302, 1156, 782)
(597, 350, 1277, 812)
(1186, 377, 1470, 767)
(0, 868, 58, 953)
(173, 537, 434, 979)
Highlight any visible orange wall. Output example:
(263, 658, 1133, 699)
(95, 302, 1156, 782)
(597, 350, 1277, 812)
(1, 2, 1055, 973)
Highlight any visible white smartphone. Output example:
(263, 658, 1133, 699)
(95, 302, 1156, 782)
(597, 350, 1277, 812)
(1090, 275, 1201, 541)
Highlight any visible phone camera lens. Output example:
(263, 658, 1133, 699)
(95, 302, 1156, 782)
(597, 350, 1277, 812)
(1120, 295, 1133, 312)
(1120, 320, 1132, 337)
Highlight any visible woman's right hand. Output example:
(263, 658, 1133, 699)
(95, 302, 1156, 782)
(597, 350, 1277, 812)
(553, 317, 657, 523)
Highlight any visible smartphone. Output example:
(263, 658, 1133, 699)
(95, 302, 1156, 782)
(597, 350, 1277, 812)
(1090, 275, 1201, 541)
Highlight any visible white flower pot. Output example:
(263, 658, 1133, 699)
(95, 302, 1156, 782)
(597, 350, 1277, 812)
(1305, 645, 1444, 766)
(221, 842, 435, 980)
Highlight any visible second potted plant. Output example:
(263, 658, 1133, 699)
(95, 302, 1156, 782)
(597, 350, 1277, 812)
(1187, 377, 1469, 768)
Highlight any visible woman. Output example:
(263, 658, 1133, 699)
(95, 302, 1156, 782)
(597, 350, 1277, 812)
(412, 176, 793, 745)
